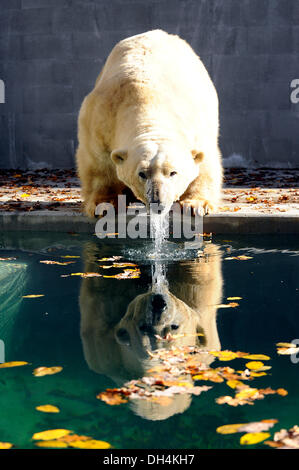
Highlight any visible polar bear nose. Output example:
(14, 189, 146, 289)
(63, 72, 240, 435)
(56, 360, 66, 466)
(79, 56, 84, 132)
(150, 293, 167, 325)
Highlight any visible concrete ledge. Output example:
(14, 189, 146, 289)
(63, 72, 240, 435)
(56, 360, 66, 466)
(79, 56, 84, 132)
(0, 211, 299, 234)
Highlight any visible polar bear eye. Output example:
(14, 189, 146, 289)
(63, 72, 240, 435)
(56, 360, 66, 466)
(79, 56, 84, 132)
(139, 171, 147, 180)
(170, 171, 177, 177)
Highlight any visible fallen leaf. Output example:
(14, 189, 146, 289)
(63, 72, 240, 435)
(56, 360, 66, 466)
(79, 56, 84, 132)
(32, 429, 72, 441)
(216, 424, 245, 434)
(22, 294, 44, 298)
(33, 366, 63, 377)
(68, 439, 111, 449)
(0, 361, 29, 368)
(243, 354, 270, 361)
(227, 297, 242, 300)
(35, 405, 60, 413)
(0, 442, 13, 449)
(35, 440, 68, 448)
(40, 260, 75, 266)
(240, 432, 271, 445)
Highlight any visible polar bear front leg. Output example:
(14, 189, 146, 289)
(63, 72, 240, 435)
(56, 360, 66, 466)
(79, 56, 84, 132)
(179, 157, 222, 216)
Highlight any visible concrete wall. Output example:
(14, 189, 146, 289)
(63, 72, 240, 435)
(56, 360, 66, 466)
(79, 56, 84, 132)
(0, 0, 298, 169)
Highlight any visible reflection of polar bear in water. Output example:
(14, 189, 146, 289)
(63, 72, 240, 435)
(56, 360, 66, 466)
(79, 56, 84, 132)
(79, 242, 223, 420)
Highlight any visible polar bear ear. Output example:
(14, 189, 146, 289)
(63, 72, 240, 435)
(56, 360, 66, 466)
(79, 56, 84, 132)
(111, 149, 128, 165)
(191, 150, 204, 164)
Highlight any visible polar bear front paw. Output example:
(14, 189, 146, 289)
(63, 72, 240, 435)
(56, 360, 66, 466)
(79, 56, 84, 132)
(179, 199, 216, 216)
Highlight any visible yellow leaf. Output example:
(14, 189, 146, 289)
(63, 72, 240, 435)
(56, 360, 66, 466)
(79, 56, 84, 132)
(33, 366, 63, 377)
(35, 405, 60, 413)
(209, 351, 238, 361)
(227, 297, 242, 300)
(216, 424, 244, 435)
(276, 342, 297, 348)
(226, 379, 244, 389)
(22, 294, 44, 298)
(20, 193, 30, 198)
(0, 442, 13, 449)
(243, 354, 270, 361)
(0, 361, 29, 368)
(32, 429, 72, 441)
(68, 439, 111, 449)
(245, 361, 265, 370)
(250, 371, 268, 377)
(35, 440, 68, 448)
(61, 255, 80, 258)
(240, 432, 271, 445)
(235, 388, 259, 399)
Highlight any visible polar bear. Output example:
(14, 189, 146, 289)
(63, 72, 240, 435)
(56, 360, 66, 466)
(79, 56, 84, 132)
(76, 29, 222, 218)
(79, 242, 223, 420)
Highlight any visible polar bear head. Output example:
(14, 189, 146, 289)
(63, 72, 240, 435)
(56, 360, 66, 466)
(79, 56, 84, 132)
(111, 141, 204, 212)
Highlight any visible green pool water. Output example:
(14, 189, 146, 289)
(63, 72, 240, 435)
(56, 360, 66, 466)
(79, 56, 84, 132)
(0, 232, 298, 450)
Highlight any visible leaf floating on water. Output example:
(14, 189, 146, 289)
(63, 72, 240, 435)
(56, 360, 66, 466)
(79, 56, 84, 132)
(102, 268, 141, 279)
(22, 294, 44, 298)
(61, 272, 102, 278)
(0, 257, 17, 261)
(276, 341, 299, 355)
(216, 423, 246, 435)
(216, 302, 239, 309)
(216, 385, 287, 407)
(68, 439, 111, 449)
(33, 366, 63, 377)
(32, 429, 72, 441)
(225, 256, 253, 261)
(35, 440, 68, 448)
(245, 361, 271, 372)
(0, 361, 29, 368)
(264, 425, 299, 449)
(98, 256, 123, 261)
(243, 354, 270, 361)
(40, 260, 76, 265)
(217, 420, 277, 435)
(240, 432, 271, 445)
(35, 405, 60, 413)
(61, 255, 80, 259)
(227, 297, 242, 300)
(99, 262, 138, 269)
(0, 442, 13, 449)
(209, 350, 247, 361)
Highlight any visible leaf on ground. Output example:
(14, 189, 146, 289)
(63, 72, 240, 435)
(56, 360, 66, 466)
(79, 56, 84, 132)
(240, 432, 270, 445)
(35, 405, 60, 413)
(33, 366, 63, 377)
(0, 361, 29, 368)
(22, 294, 44, 298)
(0, 442, 13, 449)
(32, 429, 72, 441)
